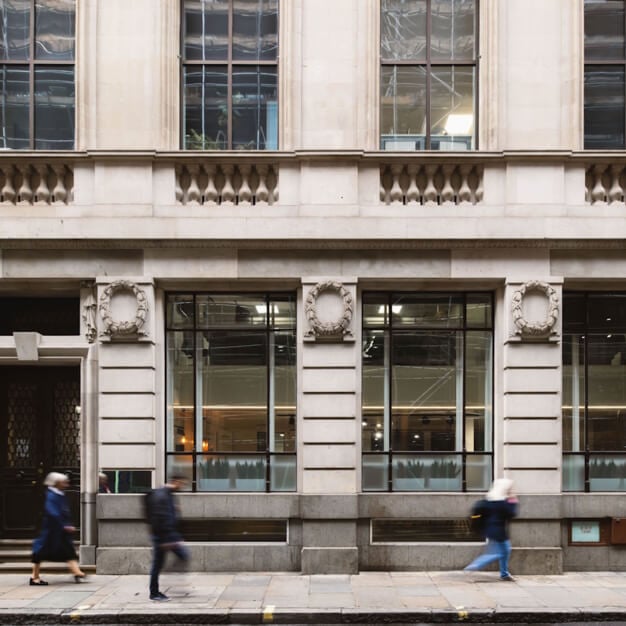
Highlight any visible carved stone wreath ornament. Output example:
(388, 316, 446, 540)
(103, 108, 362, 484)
(511, 280, 559, 337)
(304, 280, 354, 339)
(99, 280, 148, 338)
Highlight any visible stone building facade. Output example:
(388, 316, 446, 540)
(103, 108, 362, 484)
(0, 0, 626, 575)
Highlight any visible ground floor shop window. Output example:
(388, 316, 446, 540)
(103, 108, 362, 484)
(166, 293, 296, 492)
(362, 292, 493, 492)
(563, 293, 626, 491)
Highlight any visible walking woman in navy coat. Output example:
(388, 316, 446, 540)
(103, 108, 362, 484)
(464, 478, 519, 581)
(30, 472, 86, 585)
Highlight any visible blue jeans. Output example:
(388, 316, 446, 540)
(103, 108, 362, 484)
(149, 540, 190, 596)
(465, 539, 511, 578)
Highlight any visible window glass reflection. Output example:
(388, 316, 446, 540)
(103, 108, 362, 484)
(430, 66, 474, 150)
(183, 0, 229, 60)
(562, 293, 626, 491)
(166, 293, 295, 491)
(465, 331, 492, 452)
(0, 65, 29, 148)
(35, 0, 75, 60)
(233, 0, 278, 60)
(381, 0, 427, 61)
(585, 0, 625, 60)
(392, 332, 461, 452)
(232, 67, 278, 150)
(380, 65, 427, 150)
(587, 334, 626, 451)
(362, 293, 493, 492)
(167, 294, 194, 329)
(166, 332, 195, 453)
(183, 66, 228, 149)
(34, 65, 74, 149)
(431, 0, 475, 61)
(0, 0, 30, 60)
(392, 293, 464, 327)
(584, 66, 625, 149)
(182, 0, 278, 150)
(197, 294, 268, 327)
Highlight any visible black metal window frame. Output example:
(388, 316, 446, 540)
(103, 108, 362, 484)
(563, 291, 626, 492)
(0, 0, 75, 150)
(164, 291, 296, 493)
(361, 291, 494, 492)
(180, 0, 279, 150)
(380, 0, 480, 150)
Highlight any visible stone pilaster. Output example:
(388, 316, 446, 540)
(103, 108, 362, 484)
(95, 277, 157, 476)
(502, 278, 563, 494)
(299, 277, 358, 573)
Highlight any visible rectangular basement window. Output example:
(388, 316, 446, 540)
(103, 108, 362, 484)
(372, 519, 482, 543)
(180, 519, 287, 542)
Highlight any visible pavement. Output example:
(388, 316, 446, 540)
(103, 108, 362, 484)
(1, 570, 626, 624)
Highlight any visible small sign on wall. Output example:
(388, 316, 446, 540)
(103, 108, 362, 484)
(569, 519, 610, 545)
(571, 520, 600, 543)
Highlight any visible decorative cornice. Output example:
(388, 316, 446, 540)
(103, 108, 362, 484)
(0, 238, 625, 251)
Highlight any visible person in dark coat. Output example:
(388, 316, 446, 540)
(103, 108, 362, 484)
(146, 476, 189, 601)
(464, 478, 519, 581)
(30, 472, 86, 585)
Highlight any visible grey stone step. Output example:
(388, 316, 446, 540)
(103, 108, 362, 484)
(0, 539, 32, 546)
(0, 562, 96, 574)
(0, 550, 31, 561)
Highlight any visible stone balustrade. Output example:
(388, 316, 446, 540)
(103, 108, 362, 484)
(379, 161, 484, 206)
(4, 153, 625, 211)
(0, 162, 73, 205)
(585, 163, 626, 205)
(175, 162, 279, 206)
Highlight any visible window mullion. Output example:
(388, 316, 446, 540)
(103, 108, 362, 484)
(425, 0, 432, 149)
(227, 0, 233, 149)
(29, 0, 35, 149)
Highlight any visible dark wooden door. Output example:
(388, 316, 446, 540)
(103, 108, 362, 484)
(0, 366, 80, 538)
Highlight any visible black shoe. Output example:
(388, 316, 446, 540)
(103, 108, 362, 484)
(150, 592, 170, 602)
(500, 575, 515, 581)
(74, 574, 87, 583)
(29, 578, 49, 586)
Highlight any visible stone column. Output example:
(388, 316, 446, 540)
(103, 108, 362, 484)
(299, 277, 359, 574)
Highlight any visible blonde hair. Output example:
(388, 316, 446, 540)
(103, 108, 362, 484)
(44, 472, 69, 487)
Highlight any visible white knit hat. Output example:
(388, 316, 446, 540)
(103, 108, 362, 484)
(44, 472, 69, 487)
(486, 478, 514, 501)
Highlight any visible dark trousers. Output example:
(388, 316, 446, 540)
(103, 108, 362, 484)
(149, 540, 189, 596)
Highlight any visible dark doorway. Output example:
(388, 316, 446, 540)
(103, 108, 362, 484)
(0, 366, 80, 538)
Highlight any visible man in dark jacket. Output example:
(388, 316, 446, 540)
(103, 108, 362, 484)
(464, 478, 519, 581)
(147, 476, 189, 601)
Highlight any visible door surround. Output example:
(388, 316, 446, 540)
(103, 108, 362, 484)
(0, 335, 95, 551)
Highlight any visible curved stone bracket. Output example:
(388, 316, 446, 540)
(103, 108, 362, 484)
(304, 280, 354, 342)
(511, 280, 559, 339)
(99, 280, 149, 339)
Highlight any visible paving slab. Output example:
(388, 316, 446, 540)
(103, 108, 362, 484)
(2, 571, 626, 623)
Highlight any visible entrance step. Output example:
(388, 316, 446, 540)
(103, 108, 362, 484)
(0, 562, 97, 574)
(0, 540, 95, 573)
